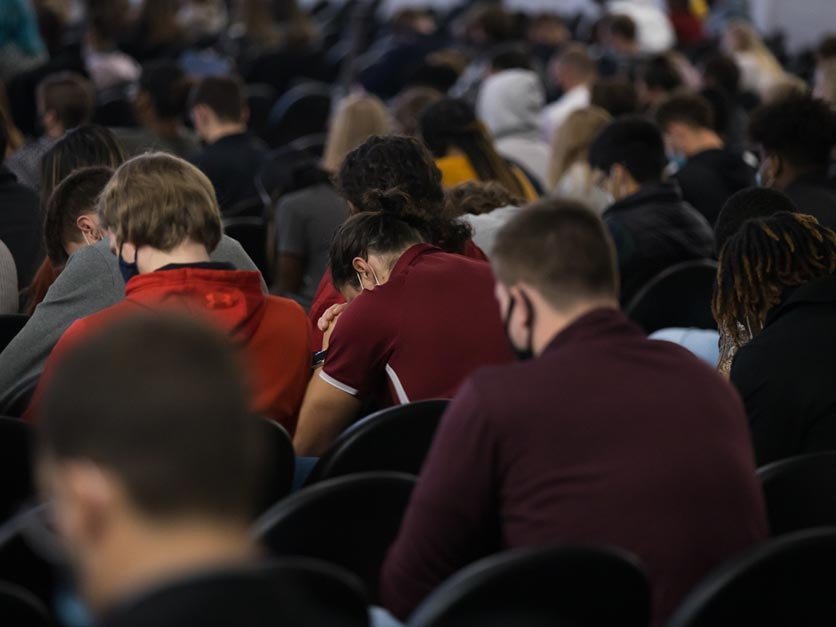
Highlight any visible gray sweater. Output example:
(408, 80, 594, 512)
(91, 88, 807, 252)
(0, 235, 263, 405)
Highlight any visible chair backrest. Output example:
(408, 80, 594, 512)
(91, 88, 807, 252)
(408, 545, 650, 627)
(0, 505, 60, 610)
(667, 528, 836, 627)
(246, 83, 279, 144)
(266, 82, 332, 148)
(222, 216, 270, 280)
(758, 452, 836, 536)
(0, 581, 50, 627)
(0, 314, 29, 354)
(306, 399, 450, 485)
(254, 472, 416, 601)
(0, 417, 34, 520)
(626, 260, 718, 334)
(0, 372, 40, 418)
(255, 419, 295, 514)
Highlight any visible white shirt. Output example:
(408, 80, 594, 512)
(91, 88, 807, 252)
(461, 206, 520, 259)
(540, 84, 591, 142)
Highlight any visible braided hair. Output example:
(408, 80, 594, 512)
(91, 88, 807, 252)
(713, 212, 836, 357)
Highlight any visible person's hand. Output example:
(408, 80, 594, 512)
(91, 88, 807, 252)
(318, 303, 348, 350)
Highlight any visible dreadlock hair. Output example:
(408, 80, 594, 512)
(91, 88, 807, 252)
(713, 212, 836, 355)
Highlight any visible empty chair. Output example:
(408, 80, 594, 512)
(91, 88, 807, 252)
(222, 217, 269, 281)
(626, 260, 718, 334)
(0, 581, 50, 627)
(758, 452, 836, 536)
(667, 528, 836, 627)
(0, 315, 29, 353)
(254, 472, 416, 600)
(255, 419, 295, 514)
(0, 417, 34, 520)
(306, 399, 450, 485)
(265, 82, 332, 149)
(408, 545, 650, 627)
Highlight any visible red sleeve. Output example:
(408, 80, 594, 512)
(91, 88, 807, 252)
(308, 269, 346, 351)
(379, 378, 500, 619)
(320, 293, 395, 401)
(461, 239, 489, 262)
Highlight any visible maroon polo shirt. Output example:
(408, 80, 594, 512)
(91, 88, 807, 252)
(381, 308, 768, 626)
(321, 243, 512, 407)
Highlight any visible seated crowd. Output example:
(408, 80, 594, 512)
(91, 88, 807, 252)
(0, 1, 835, 627)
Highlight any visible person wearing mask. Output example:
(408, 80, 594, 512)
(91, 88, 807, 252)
(656, 91, 755, 226)
(715, 212, 836, 465)
(636, 53, 683, 111)
(541, 44, 596, 141)
(589, 115, 715, 304)
(748, 93, 836, 230)
(36, 313, 362, 627)
(381, 200, 766, 626)
(293, 210, 512, 456)
(189, 74, 268, 213)
(476, 68, 550, 190)
(34, 153, 310, 432)
(6, 72, 95, 190)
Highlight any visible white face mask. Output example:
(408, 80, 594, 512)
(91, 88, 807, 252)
(356, 267, 381, 291)
(81, 231, 95, 246)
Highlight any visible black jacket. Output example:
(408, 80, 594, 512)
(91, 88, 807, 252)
(192, 133, 268, 212)
(0, 166, 43, 287)
(783, 171, 836, 230)
(731, 275, 836, 466)
(674, 148, 756, 226)
(603, 182, 715, 304)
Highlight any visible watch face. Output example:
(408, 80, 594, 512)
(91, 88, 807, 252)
(312, 350, 327, 368)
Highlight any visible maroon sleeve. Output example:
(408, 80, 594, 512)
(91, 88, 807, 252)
(380, 378, 500, 619)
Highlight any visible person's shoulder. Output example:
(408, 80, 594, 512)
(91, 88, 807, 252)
(263, 294, 308, 323)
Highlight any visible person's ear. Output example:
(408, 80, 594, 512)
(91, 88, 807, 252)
(48, 461, 118, 552)
(76, 214, 101, 240)
(352, 256, 372, 285)
(240, 104, 251, 126)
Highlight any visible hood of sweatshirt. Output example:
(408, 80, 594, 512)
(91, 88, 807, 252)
(476, 69, 545, 140)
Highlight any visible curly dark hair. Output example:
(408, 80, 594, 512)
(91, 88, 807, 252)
(336, 135, 472, 253)
(444, 181, 522, 216)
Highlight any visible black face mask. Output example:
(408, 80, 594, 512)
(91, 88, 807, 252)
(503, 293, 535, 362)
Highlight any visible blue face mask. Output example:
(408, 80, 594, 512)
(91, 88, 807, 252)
(118, 244, 140, 284)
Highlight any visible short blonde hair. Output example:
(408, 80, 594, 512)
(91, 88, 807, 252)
(98, 152, 222, 252)
(548, 106, 611, 189)
(322, 94, 393, 172)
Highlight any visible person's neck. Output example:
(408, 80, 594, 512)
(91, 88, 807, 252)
(203, 122, 247, 145)
(684, 129, 724, 157)
(45, 124, 64, 140)
(137, 241, 212, 274)
(85, 516, 256, 613)
(533, 299, 619, 356)
(776, 163, 827, 189)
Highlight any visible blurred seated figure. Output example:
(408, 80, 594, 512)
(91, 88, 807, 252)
(541, 44, 596, 142)
(35, 153, 310, 432)
(0, 0, 47, 80)
(721, 20, 788, 102)
(698, 53, 749, 154)
(36, 313, 357, 627)
(83, 2, 141, 91)
(749, 93, 836, 230)
(656, 91, 755, 226)
(390, 86, 442, 137)
(381, 200, 766, 626)
(189, 75, 268, 212)
(420, 98, 537, 200)
(178, 0, 229, 44)
(293, 211, 513, 456)
(589, 116, 714, 304)
(445, 180, 521, 257)
(590, 76, 640, 117)
(0, 240, 17, 313)
(548, 106, 612, 214)
(322, 94, 394, 174)
(716, 213, 836, 466)
(112, 61, 201, 160)
(636, 53, 683, 111)
(123, 0, 186, 62)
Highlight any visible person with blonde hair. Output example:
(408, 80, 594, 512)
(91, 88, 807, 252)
(721, 20, 787, 100)
(322, 94, 393, 173)
(548, 106, 612, 214)
(33, 152, 311, 433)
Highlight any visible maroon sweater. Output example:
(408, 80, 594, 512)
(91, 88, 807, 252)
(380, 309, 767, 625)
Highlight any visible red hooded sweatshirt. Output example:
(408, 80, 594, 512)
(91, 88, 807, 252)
(34, 267, 312, 434)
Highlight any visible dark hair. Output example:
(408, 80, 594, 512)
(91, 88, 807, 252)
(44, 167, 113, 265)
(555, 44, 596, 77)
(392, 87, 443, 137)
(139, 61, 192, 120)
(40, 125, 125, 208)
(490, 44, 532, 72)
(714, 187, 798, 253)
(655, 91, 715, 131)
(608, 14, 637, 41)
(420, 98, 528, 198)
(639, 54, 683, 92)
(36, 72, 94, 130)
(817, 34, 836, 61)
(444, 180, 522, 216)
(188, 75, 246, 123)
(701, 53, 741, 96)
(336, 135, 471, 253)
(749, 93, 836, 169)
(38, 313, 266, 520)
(713, 212, 836, 350)
(699, 86, 731, 135)
(330, 212, 425, 290)
(0, 107, 9, 159)
(492, 198, 618, 308)
(590, 78, 639, 117)
(588, 116, 667, 183)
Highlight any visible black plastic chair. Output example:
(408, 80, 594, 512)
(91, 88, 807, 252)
(408, 545, 650, 627)
(306, 399, 450, 485)
(758, 452, 836, 536)
(0, 505, 60, 610)
(254, 472, 416, 601)
(667, 528, 836, 627)
(255, 419, 295, 514)
(265, 82, 332, 148)
(0, 372, 40, 418)
(0, 314, 29, 353)
(223, 216, 270, 281)
(626, 260, 718, 334)
(0, 417, 35, 521)
(223, 196, 266, 219)
(245, 83, 279, 144)
(0, 581, 50, 627)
